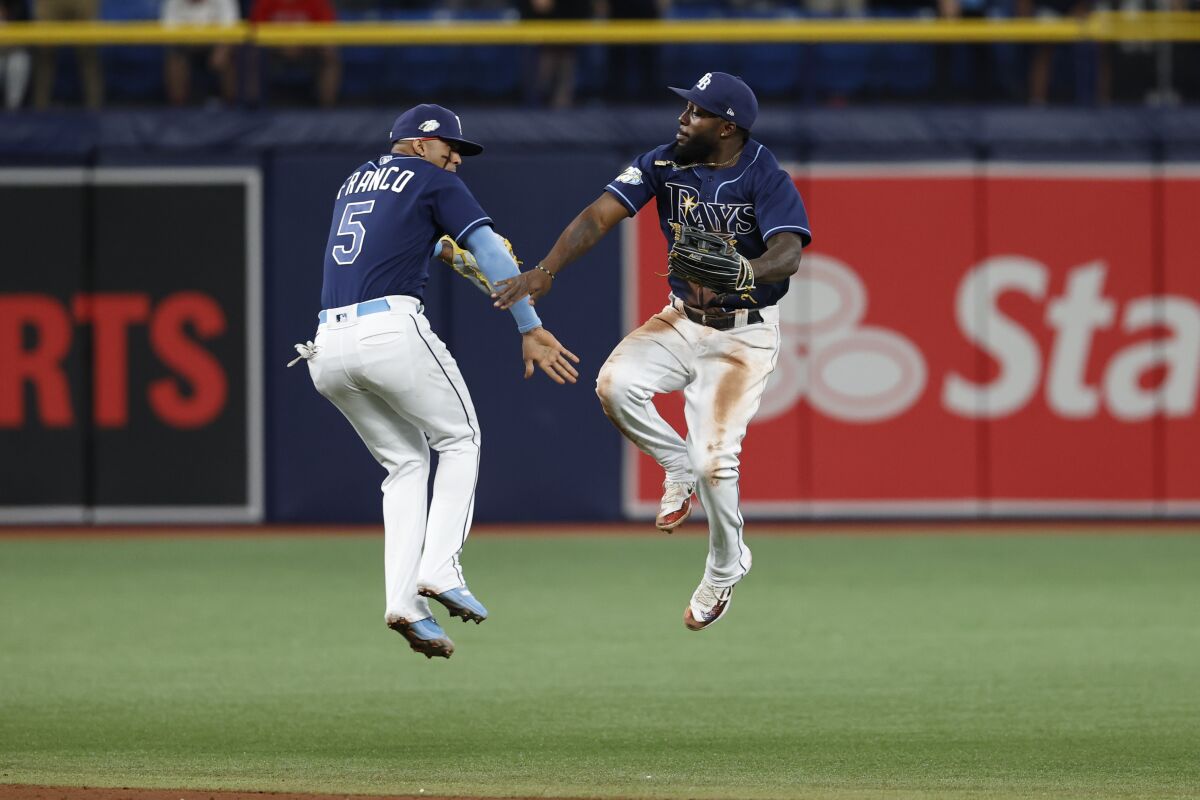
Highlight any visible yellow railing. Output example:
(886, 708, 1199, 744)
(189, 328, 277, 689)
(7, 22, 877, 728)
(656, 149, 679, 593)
(0, 12, 1198, 47)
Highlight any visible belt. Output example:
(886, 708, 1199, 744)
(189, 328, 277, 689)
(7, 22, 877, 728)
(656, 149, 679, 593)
(318, 297, 399, 325)
(672, 297, 763, 331)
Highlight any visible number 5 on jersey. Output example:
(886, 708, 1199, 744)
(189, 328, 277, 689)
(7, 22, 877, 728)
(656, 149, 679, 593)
(332, 201, 375, 266)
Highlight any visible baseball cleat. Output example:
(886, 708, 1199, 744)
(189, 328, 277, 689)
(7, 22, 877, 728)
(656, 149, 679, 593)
(386, 616, 455, 659)
(656, 480, 696, 532)
(683, 580, 734, 631)
(419, 586, 489, 624)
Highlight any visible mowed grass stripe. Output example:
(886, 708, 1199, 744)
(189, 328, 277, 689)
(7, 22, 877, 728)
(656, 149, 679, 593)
(1, 531, 1197, 800)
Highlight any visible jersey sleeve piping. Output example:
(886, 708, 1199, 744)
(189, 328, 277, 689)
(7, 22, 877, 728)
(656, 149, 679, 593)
(763, 224, 811, 236)
(763, 224, 812, 244)
(604, 184, 640, 216)
(455, 216, 493, 243)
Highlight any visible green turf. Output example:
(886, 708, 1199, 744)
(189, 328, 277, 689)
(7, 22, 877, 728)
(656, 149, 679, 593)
(1, 529, 1199, 800)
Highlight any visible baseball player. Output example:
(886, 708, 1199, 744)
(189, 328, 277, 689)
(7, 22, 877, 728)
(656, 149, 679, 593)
(294, 104, 580, 659)
(493, 73, 810, 630)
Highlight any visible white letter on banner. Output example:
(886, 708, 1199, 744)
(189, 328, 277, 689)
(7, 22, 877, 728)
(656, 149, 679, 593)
(943, 256, 1047, 419)
(1105, 297, 1200, 420)
(1045, 262, 1115, 418)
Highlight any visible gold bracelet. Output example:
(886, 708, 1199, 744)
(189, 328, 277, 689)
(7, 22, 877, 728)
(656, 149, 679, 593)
(535, 264, 556, 280)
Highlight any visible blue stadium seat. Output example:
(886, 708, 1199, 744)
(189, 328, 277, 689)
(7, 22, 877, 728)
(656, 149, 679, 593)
(452, 9, 520, 100)
(382, 10, 452, 98)
(337, 9, 390, 102)
(574, 45, 609, 98)
(661, 6, 738, 90)
(868, 10, 935, 97)
(811, 30, 870, 100)
(100, 0, 160, 20)
(101, 0, 165, 103)
(734, 8, 804, 98)
(989, 38, 1024, 100)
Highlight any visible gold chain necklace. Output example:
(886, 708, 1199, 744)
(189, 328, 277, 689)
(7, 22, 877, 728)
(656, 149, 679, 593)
(654, 146, 744, 172)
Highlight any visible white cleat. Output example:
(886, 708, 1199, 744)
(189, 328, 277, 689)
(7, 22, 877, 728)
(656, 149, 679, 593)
(683, 579, 734, 631)
(656, 480, 696, 532)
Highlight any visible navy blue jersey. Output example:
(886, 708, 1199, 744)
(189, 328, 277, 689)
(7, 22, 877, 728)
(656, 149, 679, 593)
(321, 154, 493, 309)
(604, 139, 811, 310)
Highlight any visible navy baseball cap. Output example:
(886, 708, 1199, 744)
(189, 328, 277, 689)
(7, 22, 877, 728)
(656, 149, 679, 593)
(669, 72, 758, 131)
(389, 104, 483, 156)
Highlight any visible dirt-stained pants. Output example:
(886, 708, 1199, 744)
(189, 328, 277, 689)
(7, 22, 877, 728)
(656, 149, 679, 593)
(595, 299, 780, 587)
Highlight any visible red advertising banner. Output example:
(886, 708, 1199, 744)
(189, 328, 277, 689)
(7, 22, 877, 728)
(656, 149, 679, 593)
(0, 168, 263, 524)
(622, 165, 1200, 518)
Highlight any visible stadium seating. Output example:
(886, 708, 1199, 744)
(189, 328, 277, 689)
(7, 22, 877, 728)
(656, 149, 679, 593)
(381, 9, 454, 98)
(455, 9, 521, 100)
(661, 5, 739, 91)
(100, 0, 164, 104)
(868, 10, 935, 98)
(334, 8, 389, 103)
(808, 12, 871, 102)
(734, 8, 806, 98)
(20, 1, 1148, 108)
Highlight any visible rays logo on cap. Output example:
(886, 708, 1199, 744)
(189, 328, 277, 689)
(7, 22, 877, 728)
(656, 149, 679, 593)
(669, 72, 759, 129)
(418, 119, 441, 132)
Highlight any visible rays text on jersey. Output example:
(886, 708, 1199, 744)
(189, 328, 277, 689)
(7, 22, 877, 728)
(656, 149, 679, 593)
(665, 182, 756, 235)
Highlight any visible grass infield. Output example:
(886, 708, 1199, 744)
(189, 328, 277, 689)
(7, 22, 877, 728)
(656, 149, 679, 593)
(1, 528, 1198, 800)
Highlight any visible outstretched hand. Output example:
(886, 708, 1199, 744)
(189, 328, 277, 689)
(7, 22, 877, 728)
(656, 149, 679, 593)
(521, 327, 580, 385)
(493, 267, 553, 309)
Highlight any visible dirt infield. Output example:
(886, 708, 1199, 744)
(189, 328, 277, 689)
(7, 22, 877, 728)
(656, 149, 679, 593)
(0, 787, 560, 800)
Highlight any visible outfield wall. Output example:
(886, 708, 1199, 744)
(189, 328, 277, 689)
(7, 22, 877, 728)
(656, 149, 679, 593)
(1, 108, 1198, 523)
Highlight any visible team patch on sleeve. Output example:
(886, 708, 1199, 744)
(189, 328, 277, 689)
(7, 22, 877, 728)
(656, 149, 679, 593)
(615, 166, 643, 185)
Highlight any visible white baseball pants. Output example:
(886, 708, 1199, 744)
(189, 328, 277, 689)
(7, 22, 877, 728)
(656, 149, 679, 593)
(596, 300, 780, 587)
(307, 295, 480, 623)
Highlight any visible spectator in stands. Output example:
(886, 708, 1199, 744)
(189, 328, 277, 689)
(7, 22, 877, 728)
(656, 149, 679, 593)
(1018, 0, 1105, 104)
(0, 0, 31, 110)
(1107, 0, 1187, 105)
(518, 0, 594, 109)
(32, 0, 104, 109)
(597, 0, 665, 103)
(161, 0, 241, 106)
(247, 0, 340, 107)
(945, 0, 1008, 102)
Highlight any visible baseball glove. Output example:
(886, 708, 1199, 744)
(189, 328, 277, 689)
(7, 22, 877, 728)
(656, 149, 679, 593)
(437, 234, 522, 296)
(667, 227, 755, 294)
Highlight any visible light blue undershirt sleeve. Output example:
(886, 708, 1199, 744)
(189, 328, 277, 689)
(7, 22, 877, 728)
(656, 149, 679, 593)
(462, 225, 543, 334)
